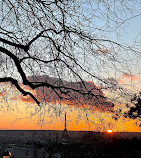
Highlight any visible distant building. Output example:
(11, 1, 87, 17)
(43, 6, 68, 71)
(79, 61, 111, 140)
(62, 113, 70, 142)
(3, 150, 11, 158)
(4, 144, 62, 158)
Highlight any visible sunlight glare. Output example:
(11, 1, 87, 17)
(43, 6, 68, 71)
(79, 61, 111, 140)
(107, 129, 113, 133)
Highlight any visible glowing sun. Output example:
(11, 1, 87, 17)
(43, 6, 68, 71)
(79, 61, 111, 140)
(107, 129, 113, 133)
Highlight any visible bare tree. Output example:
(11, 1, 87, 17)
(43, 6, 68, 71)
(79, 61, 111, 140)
(0, 0, 141, 112)
(124, 92, 141, 119)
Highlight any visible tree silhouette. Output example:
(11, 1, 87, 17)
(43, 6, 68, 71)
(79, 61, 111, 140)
(127, 92, 141, 119)
(0, 0, 140, 108)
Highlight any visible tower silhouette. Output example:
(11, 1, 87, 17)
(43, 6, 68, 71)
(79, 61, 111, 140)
(62, 112, 69, 140)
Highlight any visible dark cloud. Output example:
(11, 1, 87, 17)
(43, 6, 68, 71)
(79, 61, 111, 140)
(22, 75, 114, 111)
(107, 77, 118, 85)
(106, 77, 119, 89)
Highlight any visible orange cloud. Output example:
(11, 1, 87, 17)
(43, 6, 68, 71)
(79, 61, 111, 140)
(20, 95, 36, 103)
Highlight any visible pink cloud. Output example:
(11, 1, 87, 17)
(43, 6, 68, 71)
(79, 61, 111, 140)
(119, 73, 139, 84)
(18, 75, 114, 112)
(0, 92, 5, 96)
(0, 76, 115, 112)
(97, 48, 111, 54)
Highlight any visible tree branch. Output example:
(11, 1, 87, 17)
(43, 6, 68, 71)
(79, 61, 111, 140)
(0, 77, 40, 105)
(0, 37, 29, 52)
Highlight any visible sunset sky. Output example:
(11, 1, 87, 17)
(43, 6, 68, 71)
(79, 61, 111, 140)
(0, 1, 141, 132)
(0, 78, 140, 132)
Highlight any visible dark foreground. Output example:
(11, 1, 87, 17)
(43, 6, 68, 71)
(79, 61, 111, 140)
(0, 130, 140, 158)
